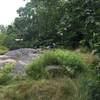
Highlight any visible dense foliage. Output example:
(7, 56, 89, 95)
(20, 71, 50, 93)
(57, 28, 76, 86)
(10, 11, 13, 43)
(14, 0, 100, 49)
(0, 0, 99, 50)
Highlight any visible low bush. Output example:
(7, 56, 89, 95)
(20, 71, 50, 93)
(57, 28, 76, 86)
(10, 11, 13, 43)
(0, 33, 21, 50)
(0, 63, 15, 85)
(27, 49, 86, 79)
(0, 45, 9, 55)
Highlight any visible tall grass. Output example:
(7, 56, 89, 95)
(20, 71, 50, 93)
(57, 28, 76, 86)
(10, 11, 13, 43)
(0, 78, 81, 100)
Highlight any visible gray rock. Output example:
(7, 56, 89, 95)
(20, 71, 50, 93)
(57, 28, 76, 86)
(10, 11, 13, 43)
(0, 48, 42, 75)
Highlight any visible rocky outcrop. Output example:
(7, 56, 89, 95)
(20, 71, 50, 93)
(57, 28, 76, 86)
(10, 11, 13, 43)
(0, 48, 42, 75)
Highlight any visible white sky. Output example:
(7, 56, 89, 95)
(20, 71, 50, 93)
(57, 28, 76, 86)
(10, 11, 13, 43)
(0, 0, 29, 26)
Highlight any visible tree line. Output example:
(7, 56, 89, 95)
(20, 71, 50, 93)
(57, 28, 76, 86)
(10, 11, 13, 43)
(0, 0, 100, 53)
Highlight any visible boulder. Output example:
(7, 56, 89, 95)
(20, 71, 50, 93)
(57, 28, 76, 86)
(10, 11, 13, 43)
(0, 48, 42, 75)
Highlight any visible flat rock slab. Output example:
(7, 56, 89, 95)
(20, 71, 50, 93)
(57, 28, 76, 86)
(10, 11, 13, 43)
(0, 48, 42, 75)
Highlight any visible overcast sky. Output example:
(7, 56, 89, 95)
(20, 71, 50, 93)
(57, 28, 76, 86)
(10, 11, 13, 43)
(0, 0, 29, 26)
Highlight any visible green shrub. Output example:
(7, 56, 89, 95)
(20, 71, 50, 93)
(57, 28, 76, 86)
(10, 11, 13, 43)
(0, 63, 15, 85)
(0, 34, 7, 45)
(27, 49, 86, 79)
(3, 34, 18, 50)
(0, 45, 9, 55)
(0, 33, 20, 50)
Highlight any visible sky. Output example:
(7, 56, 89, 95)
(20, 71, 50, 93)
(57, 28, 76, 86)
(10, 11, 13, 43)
(0, 0, 29, 26)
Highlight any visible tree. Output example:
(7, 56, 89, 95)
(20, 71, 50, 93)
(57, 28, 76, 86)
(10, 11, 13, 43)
(13, 0, 100, 49)
(0, 25, 7, 33)
(15, 0, 67, 46)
